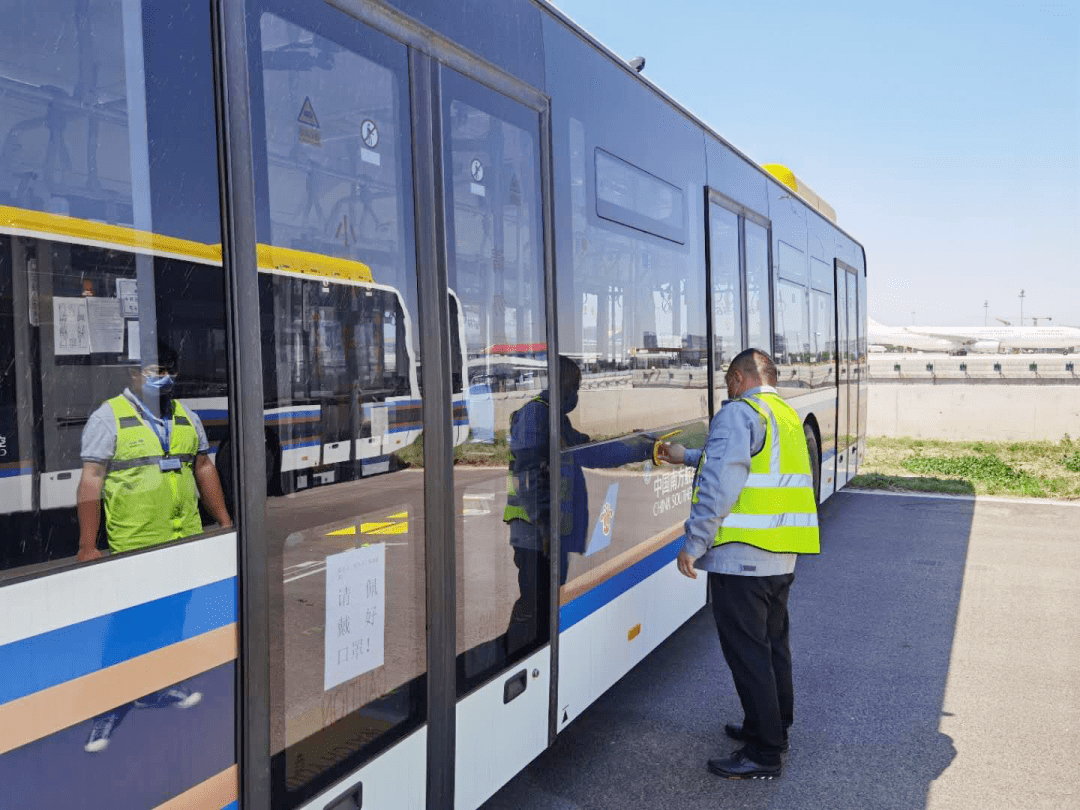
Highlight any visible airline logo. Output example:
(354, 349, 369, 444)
(585, 483, 619, 557)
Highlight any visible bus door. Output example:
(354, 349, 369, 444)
(434, 65, 554, 810)
(835, 260, 859, 484)
(247, 5, 429, 809)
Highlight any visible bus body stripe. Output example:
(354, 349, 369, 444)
(0, 624, 236, 755)
(0, 576, 236, 704)
(559, 536, 684, 632)
(151, 765, 238, 810)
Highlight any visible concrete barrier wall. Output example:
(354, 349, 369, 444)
(868, 384, 1080, 441)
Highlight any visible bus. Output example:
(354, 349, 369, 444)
(0, 1, 866, 809)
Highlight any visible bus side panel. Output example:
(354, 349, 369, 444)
(557, 538, 706, 732)
(0, 534, 238, 808)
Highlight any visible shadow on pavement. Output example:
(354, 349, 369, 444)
(481, 490, 974, 810)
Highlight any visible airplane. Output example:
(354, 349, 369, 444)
(868, 317, 1080, 354)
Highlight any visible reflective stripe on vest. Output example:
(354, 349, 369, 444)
(692, 392, 820, 555)
(502, 397, 574, 537)
(102, 395, 203, 554)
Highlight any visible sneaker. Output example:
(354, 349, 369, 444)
(84, 712, 121, 753)
(134, 687, 202, 710)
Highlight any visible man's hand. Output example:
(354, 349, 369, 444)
(677, 550, 698, 579)
(656, 442, 686, 465)
(78, 546, 104, 562)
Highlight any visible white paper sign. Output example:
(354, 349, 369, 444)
(116, 278, 139, 316)
(324, 543, 385, 690)
(87, 297, 125, 353)
(53, 297, 90, 355)
(127, 320, 141, 361)
(370, 405, 389, 438)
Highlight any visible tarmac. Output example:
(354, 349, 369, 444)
(481, 489, 1080, 810)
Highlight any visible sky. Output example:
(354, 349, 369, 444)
(552, 0, 1079, 328)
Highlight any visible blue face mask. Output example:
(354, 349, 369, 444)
(142, 373, 175, 395)
(562, 390, 578, 413)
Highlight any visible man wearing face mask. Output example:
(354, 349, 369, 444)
(502, 356, 652, 656)
(77, 348, 232, 562)
(75, 345, 232, 753)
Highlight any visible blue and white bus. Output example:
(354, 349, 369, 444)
(0, 1, 866, 808)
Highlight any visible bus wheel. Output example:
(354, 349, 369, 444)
(803, 422, 821, 507)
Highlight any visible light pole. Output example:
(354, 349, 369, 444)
(984, 300, 988, 326)
(1019, 289, 1025, 327)
(911, 310, 915, 325)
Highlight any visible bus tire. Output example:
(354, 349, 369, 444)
(803, 421, 821, 508)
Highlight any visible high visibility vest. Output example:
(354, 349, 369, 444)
(101, 395, 203, 553)
(691, 391, 820, 555)
(503, 397, 574, 538)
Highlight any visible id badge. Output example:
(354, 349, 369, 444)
(159, 457, 182, 472)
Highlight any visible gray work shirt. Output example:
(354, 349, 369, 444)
(681, 385, 797, 576)
(81, 388, 210, 464)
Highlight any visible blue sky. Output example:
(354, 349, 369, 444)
(553, 1, 1079, 328)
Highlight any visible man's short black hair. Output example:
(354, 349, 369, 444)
(729, 348, 777, 386)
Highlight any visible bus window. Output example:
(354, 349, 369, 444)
(0, 2, 237, 808)
(745, 221, 772, 353)
(709, 203, 742, 371)
(439, 69, 551, 692)
(775, 280, 810, 390)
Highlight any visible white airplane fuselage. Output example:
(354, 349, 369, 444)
(868, 320, 1080, 353)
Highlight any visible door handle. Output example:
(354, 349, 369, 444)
(503, 668, 528, 704)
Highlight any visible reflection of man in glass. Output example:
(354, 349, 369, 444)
(76, 345, 232, 753)
(503, 356, 650, 655)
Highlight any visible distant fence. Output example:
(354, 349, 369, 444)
(868, 383, 1080, 442)
(870, 354, 1080, 384)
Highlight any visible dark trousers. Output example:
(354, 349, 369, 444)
(709, 572, 795, 766)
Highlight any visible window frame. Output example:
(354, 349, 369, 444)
(594, 148, 687, 244)
(706, 188, 772, 388)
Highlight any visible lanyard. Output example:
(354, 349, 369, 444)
(129, 393, 173, 455)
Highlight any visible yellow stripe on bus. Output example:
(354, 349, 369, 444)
(0, 623, 237, 755)
(0, 204, 374, 282)
(0, 205, 221, 263)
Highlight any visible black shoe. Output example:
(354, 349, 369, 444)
(708, 749, 782, 780)
(724, 723, 789, 753)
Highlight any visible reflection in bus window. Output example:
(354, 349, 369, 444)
(0, 0, 237, 801)
(440, 70, 552, 692)
(745, 221, 771, 353)
(555, 115, 709, 604)
(710, 204, 742, 370)
(775, 280, 809, 388)
(251, 6, 427, 805)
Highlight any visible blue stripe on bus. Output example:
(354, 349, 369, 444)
(0, 577, 236, 704)
(822, 447, 837, 462)
(192, 409, 229, 421)
(0, 466, 32, 478)
(264, 410, 321, 422)
(559, 536, 684, 633)
(282, 439, 321, 449)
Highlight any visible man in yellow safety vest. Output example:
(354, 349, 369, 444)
(76, 347, 232, 753)
(658, 348, 819, 780)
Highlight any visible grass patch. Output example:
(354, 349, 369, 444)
(394, 432, 512, 469)
(850, 436, 1080, 499)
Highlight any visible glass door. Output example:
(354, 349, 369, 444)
(246, 4, 428, 808)
(835, 261, 857, 484)
(437, 66, 553, 810)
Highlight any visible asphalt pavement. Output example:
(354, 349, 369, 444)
(481, 490, 1080, 810)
